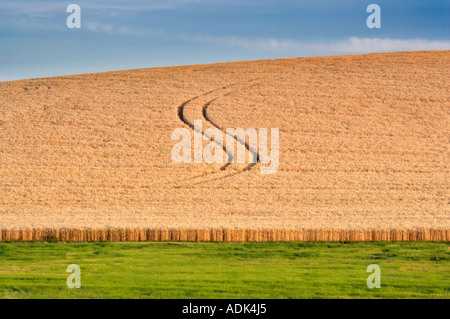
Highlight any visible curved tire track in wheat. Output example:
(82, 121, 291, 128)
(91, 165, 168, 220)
(176, 80, 261, 186)
(177, 87, 234, 171)
(202, 91, 260, 171)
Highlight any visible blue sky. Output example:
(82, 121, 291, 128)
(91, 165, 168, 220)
(0, 0, 449, 81)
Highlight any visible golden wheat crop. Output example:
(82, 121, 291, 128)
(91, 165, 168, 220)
(0, 51, 448, 241)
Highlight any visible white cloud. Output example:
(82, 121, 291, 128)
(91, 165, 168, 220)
(188, 35, 306, 51)
(81, 21, 450, 55)
(0, 2, 66, 18)
(314, 37, 450, 53)
(0, 0, 205, 17)
(177, 35, 450, 54)
(85, 22, 166, 37)
(85, 22, 114, 34)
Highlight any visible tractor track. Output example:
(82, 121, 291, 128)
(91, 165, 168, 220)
(175, 79, 260, 187)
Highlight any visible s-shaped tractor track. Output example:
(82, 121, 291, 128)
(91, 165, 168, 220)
(175, 79, 261, 187)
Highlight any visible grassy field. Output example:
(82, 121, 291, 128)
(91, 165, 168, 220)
(0, 241, 448, 299)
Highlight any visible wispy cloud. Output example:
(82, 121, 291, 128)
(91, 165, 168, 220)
(83, 22, 450, 54)
(0, 2, 66, 18)
(85, 22, 166, 37)
(188, 35, 450, 54)
(180, 35, 305, 51)
(0, 0, 205, 17)
(315, 37, 450, 53)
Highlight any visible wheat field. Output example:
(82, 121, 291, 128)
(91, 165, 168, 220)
(0, 51, 448, 241)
